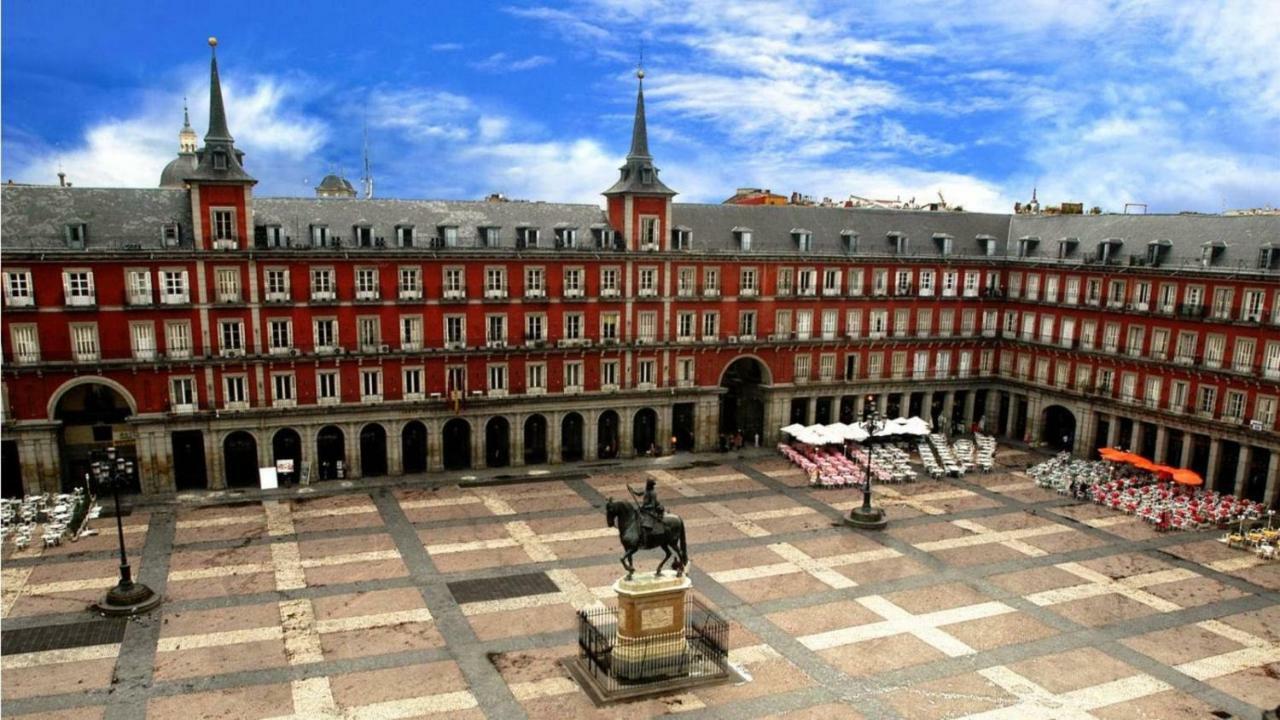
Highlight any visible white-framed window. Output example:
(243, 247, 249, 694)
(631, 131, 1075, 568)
(446, 365, 467, 397)
(638, 312, 657, 343)
(702, 267, 720, 296)
(938, 309, 954, 337)
(916, 308, 933, 338)
(216, 268, 242, 304)
(563, 313, 583, 341)
(160, 269, 189, 304)
(268, 319, 293, 354)
(516, 226, 539, 249)
(794, 354, 811, 382)
(440, 225, 460, 247)
(445, 315, 465, 347)
(822, 268, 841, 296)
(4, 270, 34, 307)
(677, 311, 695, 341)
(1204, 334, 1226, 368)
(401, 315, 423, 351)
(677, 357, 695, 386)
(740, 267, 757, 296)
(360, 369, 382, 401)
(443, 267, 465, 298)
(404, 366, 424, 399)
(62, 269, 95, 306)
(223, 375, 248, 409)
(525, 267, 545, 297)
(165, 321, 192, 359)
(311, 267, 335, 300)
(638, 267, 657, 297)
(130, 322, 156, 360)
(126, 269, 152, 306)
(739, 310, 757, 339)
(637, 359, 656, 387)
(525, 313, 545, 343)
(564, 267, 583, 298)
(600, 312, 620, 341)
(527, 362, 546, 393)
(10, 324, 40, 364)
(273, 373, 296, 406)
(798, 268, 817, 296)
(701, 311, 719, 341)
(1197, 385, 1217, 415)
(1241, 289, 1265, 322)
(317, 370, 339, 404)
(310, 224, 330, 247)
(313, 318, 337, 353)
(736, 229, 752, 251)
(846, 309, 862, 339)
(797, 310, 813, 340)
(555, 226, 578, 249)
(848, 269, 864, 297)
(356, 267, 379, 300)
(1264, 341, 1280, 380)
(601, 359, 620, 390)
(358, 316, 382, 351)
(486, 267, 508, 298)
(776, 268, 794, 296)
(819, 354, 835, 381)
(564, 360, 583, 392)
(264, 268, 290, 302)
(600, 267, 620, 297)
(398, 267, 422, 299)
(844, 353, 860, 381)
(396, 225, 415, 248)
(211, 207, 237, 243)
(171, 377, 197, 409)
(821, 310, 837, 340)
(486, 314, 507, 346)
(71, 323, 99, 362)
(918, 270, 934, 297)
(678, 267, 696, 297)
(640, 216, 659, 248)
(488, 364, 508, 394)
(219, 320, 244, 356)
(963, 271, 979, 297)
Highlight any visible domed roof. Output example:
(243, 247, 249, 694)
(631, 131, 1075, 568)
(159, 153, 197, 188)
(317, 174, 355, 191)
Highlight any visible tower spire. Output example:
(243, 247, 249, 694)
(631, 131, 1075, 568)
(628, 67, 651, 159)
(603, 66, 674, 199)
(205, 37, 233, 143)
(183, 97, 191, 129)
(178, 97, 197, 154)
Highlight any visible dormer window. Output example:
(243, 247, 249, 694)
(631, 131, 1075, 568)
(516, 226, 539, 249)
(1058, 237, 1079, 259)
(933, 233, 954, 256)
(262, 225, 285, 248)
(162, 223, 182, 247)
(791, 229, 812, 252)
(396, 225, 415, 248)
(640, 217, 659, 248)
(439, 226, 459, 248)
(642, 168, 654, 184)
(671, 226, 692, 251)
(478, 226, 499, 248)
(554, 226, 578, 249)
(1201, 240, 1226, 267)
(975, 234, 997, 257)
(1146, 239, 1171, 267)
(213, 152, 227, 170)
(1017, 236, 1039, 258)
(63, 223, 87, 249)
(354, 225, 374, 247)
(887, 232, 908, 255)
(841, 230, 858, 253)
(591, 225, 614, 249)
(1097, 237, 1123, 264)
(1259, 244, 1279, 270)
(734, 227, 753, 251)
(310, 224, 330, 247)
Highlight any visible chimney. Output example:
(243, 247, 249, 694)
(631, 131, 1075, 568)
(57, 171, 67, 187)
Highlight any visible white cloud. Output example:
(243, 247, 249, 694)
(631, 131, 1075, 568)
(503, 6, 611, 42)
(368, 89, 475, 141)
(469, 52, 555, 73)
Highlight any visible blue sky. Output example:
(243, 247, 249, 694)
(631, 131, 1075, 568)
(4, 1, 1278, 213)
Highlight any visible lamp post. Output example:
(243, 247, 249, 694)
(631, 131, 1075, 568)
(847, 396, 889, 530)
(90, 446, 161, 616)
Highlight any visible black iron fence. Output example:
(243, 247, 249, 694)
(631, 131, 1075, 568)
(577, 595, 729, 690)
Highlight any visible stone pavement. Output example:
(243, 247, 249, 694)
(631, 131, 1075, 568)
(2, 453, 1278, 719)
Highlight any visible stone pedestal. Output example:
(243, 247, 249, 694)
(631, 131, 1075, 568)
(612, 573, 691, 681)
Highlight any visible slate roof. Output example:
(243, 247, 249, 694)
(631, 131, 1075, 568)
(1, 186, 194, 250)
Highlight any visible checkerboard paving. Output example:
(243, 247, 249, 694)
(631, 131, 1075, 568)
(2, 453, 1278, 719)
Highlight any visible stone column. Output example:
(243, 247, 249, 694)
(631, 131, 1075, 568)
(207, 430, 227, 490)
(876, 394, 888, 417)
(1105, 414, 1120, 449)
(471, 416, 487, 470)
(963, 391, 976, 427)
(1073, 412, 1095, 458)
(1179, 434, 1193, 468)
(1233, 445, 1251, 498)
(1129, 422, 1142, 456)
(997, 393, 1011, 437)
(624, 409, 638, 459)
(427, 420, 444, 472)
(854, 394, 866, 420)
(387, 422, 404, 476)
(1205, 439, 1222, 492)
(1264, 453, 1279, 509)
(656, 405, 672, 454)
(547, 412, 562, 465)
(1154, 426, 1169, 465)
(511, 415, 525, 467)
(1026, 395, 1042, 445)
(345, 423, 362, 479)
(585, 411, 599, 461)
(807, 397, 817, 424)
(923, 391, 935, 424)
(941, 392, 955, 428)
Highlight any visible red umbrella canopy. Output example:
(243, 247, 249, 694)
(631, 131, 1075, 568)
(1098, 448, 1127, 461)
(1172, 468, 1204, 486)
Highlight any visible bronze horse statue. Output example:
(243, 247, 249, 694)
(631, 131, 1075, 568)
(605, 498, 688, 580)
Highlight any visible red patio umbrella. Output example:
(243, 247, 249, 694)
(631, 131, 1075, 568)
(1172, 468, 1204, 486)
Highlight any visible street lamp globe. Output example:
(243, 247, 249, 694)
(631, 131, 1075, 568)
(90, 446, 161, 616)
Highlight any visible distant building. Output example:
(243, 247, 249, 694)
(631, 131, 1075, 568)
(315, 173, 358, 199)
(723, 188, 788, 206)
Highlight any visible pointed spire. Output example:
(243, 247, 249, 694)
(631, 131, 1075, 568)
(205, 37, 233, 143)
(183, 97, 191, 129)
(628, 69, 651, 159)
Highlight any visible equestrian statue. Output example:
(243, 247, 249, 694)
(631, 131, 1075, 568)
(605, 478, 688, 580)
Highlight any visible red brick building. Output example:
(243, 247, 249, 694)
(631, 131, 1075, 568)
(3, 43, 1278, 505)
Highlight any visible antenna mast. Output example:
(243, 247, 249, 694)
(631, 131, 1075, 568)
(361, 114, 374, 199)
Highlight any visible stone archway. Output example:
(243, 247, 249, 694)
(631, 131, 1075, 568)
(719, 356, 769, 442)
(523, 415, 548, 465)
(172, 431, 208, 491)
(561, 413, 584, 462)
(485, 417, 510, 468)
(316, 425, 346, 480)
(633, 408, 658, 455)
(53, 381, 138, 492)
(272, 428, 302, 480)
(224, 431, 259, 488)
(442, 418, 472, 470)
(402, 421, 428, 474)
(598, 410, 620, 459)
(360, 423, 388, 477)
(1041, 405, 1077, 451)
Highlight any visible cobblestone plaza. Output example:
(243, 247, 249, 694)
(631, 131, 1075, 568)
(2, 448, 1277, 719)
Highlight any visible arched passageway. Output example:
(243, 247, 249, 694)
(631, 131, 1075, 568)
(53, 382, 138, 492)
(172, 431, 208, 491)
(598, 410, 620, 459)
(442, 419, 471, 470)
(486, 417, 510, 468)
(316, 425, 346, 480)
(523, 415, 548, 465)
(561, 413, 584, 462)
(2, 442, 24, 498)
(224, 431, 259, 488)
(633, 408, 658, 455)
(671, 404, 695, 452)
(402, 421, 428, 474)
(1041, 405, 1077, 451)
(272, 429, 302, 483)
(360, 424, 388, 477)
(720, 357, 767, 442)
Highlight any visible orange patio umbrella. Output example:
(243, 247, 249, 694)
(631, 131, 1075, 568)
(1129, 456, 1159, 472)
(1171, 468, 1204, 486)
(1098, 448, 1127, 461)
(1150, 464, 1177, 478)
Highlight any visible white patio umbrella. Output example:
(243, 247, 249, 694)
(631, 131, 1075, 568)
(781, 424, 806, 436)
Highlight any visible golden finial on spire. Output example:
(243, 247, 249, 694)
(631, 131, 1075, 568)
(208, 37, 218, 48)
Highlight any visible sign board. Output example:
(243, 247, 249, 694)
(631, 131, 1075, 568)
(258, 467, 278, 490)
(276, 459, 295, 475)
(1251, 420, 1264, 432)
(300, 461, 311, 486)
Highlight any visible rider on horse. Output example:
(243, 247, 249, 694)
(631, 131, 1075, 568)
(629, 478, 665, 545)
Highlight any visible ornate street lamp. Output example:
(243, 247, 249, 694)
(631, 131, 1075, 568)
(847, 396, 889, 530)
(90, 446, 161, 616)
